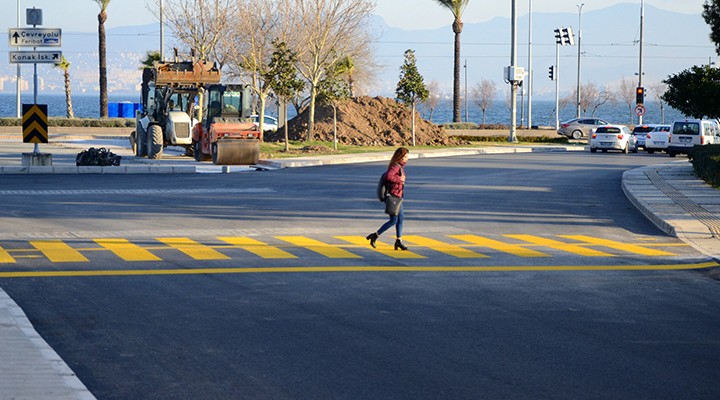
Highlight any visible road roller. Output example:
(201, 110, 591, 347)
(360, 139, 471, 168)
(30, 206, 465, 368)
(192, 84, 262, 165)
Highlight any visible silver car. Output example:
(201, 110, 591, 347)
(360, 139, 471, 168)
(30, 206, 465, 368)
(558, 118, 610, 140)
(589, 125, 638, 154)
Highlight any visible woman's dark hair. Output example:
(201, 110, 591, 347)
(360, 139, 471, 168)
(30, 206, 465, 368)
(389, 147, 409, 167)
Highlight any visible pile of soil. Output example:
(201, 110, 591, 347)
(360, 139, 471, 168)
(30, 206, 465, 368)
(266, 96, 457, 146)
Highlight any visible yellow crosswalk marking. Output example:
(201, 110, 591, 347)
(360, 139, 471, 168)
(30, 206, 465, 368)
(403, 236, 488, 258)
(30, 240, 89, 262)
(218, 237, 297, 259)
(276, 236, 361, 258)
(449, 235, 550, 257)
(558, 235, 676, 256)
(157, 238, 230, 260)
(0, 245, 16, 263)
(94, 239, 162, 261)
(336, 236, 425, 259)
(504, 235, 613, 257)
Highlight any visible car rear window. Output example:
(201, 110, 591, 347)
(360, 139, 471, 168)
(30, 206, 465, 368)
(673, 122, 700, 135)
(632, 126, 655, 133)
(652, 126, 670, 132)
(596, 127, 621, 134)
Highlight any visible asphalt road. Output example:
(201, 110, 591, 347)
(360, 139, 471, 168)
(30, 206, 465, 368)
(0, 152, 718, 399)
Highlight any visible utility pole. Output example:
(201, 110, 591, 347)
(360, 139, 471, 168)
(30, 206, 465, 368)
(160, 0, 164, 61)
(576, 3, 584, 118)
(509, 0, 519, 142)
(637, 0, 645, 124)
(527, 0, 533, 129)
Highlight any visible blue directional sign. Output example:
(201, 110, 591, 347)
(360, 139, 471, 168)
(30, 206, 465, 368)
(9, 51, 62, 64)
(8, 28, 62, 47)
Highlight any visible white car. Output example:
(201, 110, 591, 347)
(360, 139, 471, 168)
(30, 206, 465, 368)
(667, 119, 720, 157)
(644, 125, 671, 154)
(589, 125, 638, 154)
(251, 115, 278, 132)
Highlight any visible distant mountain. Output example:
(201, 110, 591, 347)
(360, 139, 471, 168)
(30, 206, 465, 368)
(0, 2, 712, 100)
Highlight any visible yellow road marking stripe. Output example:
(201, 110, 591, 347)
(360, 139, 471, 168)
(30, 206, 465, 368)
(29, 240, 89, 263)
(403, 236, 488, 258)
(276, 236, 361, 258)
(218, 237, 297, 259)
(94, 239, 162, 262)
(0, 245, 15, 263)
(157, 238, 230, 260)
(336, 236, 425, 259)
(0, 262, 716, 278)
(505, 235, 614, 257)
(559, 235, 676, 256)
(450, 234, 550, 257)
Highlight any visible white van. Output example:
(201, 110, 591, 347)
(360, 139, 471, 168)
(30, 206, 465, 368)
(667, 119, 720, 157)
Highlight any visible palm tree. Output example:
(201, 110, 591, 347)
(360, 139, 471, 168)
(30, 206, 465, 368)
(433, 0, 469, 123)
(53, 56, 75, 118)
(94, 0, 111, 118)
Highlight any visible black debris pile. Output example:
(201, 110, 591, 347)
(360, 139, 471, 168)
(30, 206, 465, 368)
(76, 147, 122, 166)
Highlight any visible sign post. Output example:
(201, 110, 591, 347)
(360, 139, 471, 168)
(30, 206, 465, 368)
(9, 8, 59, 166)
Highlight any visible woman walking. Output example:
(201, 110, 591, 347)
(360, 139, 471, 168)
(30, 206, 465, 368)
(366, 147, 410, 251)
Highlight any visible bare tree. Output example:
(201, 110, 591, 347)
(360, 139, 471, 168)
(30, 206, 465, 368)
(291, 0, 376, 141)
(154, 0, 236, 64)
(423, 80, 441, 122)
(223, 0, 283, 134)
(471, 79, 496, 124)
(648, 81, 668, 123)
(616, 77, 636, 124)
(568, 82, 614, 117)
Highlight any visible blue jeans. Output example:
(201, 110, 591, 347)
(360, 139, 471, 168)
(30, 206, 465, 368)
(377, 204, 404, 238)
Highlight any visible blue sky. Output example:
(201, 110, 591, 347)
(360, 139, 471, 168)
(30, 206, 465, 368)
(1, 0, 705, 32)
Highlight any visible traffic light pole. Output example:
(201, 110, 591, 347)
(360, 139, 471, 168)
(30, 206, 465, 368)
(637, 0, 645, 124)
(555, 42, 560, 130)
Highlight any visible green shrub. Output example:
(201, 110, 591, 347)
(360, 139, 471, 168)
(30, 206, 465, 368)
(0, 117, 135, 128)
(689, 144, 720, 187)
(442, 122, 478, 130)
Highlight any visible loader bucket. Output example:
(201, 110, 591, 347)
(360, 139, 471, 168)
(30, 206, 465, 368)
(212, 139, 260, 165)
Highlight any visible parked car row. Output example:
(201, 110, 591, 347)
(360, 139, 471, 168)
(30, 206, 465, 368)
(558, 118, 720, 156)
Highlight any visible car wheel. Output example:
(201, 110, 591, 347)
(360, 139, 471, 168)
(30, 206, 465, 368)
(602, 149, 607, 153)
(632, 144, 639, 153)
(647, 149, 655, 154)
(571, 130, 583, 140)
(668, 151, 676, 157)
(590, 148, 597, 153)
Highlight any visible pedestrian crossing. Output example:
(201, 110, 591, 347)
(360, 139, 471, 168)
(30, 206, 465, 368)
(0, 234, 684, 264)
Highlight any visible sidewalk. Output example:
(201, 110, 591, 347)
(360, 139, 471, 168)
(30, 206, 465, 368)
(0, 135, 718, 399)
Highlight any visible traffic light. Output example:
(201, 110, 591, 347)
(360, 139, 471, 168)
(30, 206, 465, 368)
(636, 87, 645, 104)
(548, 65, 555, 81)
(562, 27, 575, 46)
(554, 29, 562, 44)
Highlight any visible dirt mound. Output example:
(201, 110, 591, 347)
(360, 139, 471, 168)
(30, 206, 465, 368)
(266, 96, 455, 146)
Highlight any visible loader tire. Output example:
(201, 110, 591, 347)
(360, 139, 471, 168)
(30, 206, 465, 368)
(147, 124, 163, 159)
(135, 124, 148, 157)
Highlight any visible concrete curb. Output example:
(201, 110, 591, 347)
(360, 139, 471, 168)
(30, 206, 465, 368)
(0, 289, 96, 400)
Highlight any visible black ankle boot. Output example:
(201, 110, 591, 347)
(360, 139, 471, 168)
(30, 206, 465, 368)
(394, 239, 408, 251)
(366, 233, 378, 248)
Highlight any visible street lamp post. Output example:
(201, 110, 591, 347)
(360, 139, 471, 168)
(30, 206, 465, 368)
(576, 3, 584, 118)
(464, 59, 468, 122)
(16, 0, 21, 118)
